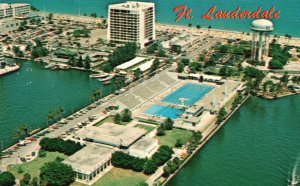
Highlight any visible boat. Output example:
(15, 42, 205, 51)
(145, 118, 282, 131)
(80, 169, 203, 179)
(98, 74, 115, 82)
(103, 80, 111, 85)
(89, 73, 109, 78)
(44, 64, 54, 69)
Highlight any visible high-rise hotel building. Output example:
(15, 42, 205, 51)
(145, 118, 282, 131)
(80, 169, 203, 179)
(108, 1, 155, 49)
(0, 3, 30, 19)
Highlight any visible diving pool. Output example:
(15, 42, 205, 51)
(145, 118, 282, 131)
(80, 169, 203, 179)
(161, 83, 214, 106)
(144, 105, 184, 119)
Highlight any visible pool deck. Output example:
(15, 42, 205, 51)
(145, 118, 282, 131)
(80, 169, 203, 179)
(132, 78, 243, 132)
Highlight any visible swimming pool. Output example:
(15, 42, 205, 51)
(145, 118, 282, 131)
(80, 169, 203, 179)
(161, 83, 214, 106)
(144, 105, 184, 119)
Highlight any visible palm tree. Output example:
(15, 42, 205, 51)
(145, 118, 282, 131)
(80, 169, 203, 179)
(285, 34, 292, 45)
(208, 25, 212, 35)
(188, 23, 192, 30)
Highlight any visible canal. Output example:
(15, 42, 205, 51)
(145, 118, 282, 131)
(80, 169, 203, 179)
(168, 96, 300, 186)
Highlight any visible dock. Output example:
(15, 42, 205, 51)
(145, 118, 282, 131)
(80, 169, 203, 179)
(0, 65, 20, 77)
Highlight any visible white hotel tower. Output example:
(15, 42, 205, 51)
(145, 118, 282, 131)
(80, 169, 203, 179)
(108, 1, 156, 49)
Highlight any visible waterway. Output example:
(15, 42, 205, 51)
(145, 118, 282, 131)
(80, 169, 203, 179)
(168, 96, 300, 186)
(0, 60, 114, 148)
(6, 0, 300, 37)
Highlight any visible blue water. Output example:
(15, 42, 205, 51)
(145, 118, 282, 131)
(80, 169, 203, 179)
(161, 83, 214, 106)
(144, 104, 184, 119)
(5, 0, 300, 37)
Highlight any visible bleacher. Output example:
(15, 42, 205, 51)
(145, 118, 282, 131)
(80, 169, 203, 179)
(158, 74, 177, 86)
(116, 71, 179, 109)
(118, 94, 142, 109)
(148, 80, 166, 93)
(133, 86, 155, 100)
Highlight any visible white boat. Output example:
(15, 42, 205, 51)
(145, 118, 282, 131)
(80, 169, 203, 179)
(98, 74, 115, 82)
(89, 73, 109, 78)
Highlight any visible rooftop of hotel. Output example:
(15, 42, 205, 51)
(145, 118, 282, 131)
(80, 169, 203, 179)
(63, 144, 115, 175)
(0, 3, 30, 9)
(130, 137, 158, 151)
(109, 1, 154, 10)
(77, 123, 147, 147)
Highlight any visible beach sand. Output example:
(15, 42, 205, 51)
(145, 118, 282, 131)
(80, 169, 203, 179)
(156, 24, 300, 47)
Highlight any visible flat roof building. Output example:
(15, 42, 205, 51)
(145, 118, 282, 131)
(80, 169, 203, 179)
(129, 137, 159, 158)
(63, 144, 115, 184)
(77, 123, 147, 148)
(108, 1, 156, 49)
(0, 3, 30, 19)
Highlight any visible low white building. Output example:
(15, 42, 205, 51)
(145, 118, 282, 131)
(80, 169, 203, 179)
(129, 137, 158, 158)
(63, 144, 115, 184)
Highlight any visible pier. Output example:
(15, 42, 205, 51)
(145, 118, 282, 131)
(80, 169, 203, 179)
(0, 65, 20, 77)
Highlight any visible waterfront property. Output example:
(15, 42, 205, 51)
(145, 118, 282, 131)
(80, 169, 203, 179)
(0, 3, 30, 19)
(129, 137, 159, 158)
(63, 144, 115, 184)
(108, 1, 156, 49)
(77, 123, 147, 148)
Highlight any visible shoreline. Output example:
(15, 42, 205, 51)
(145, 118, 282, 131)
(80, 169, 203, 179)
(34, 11, 300, 45)
(156, 24, 300, 47)
(162, 94, 251, 186)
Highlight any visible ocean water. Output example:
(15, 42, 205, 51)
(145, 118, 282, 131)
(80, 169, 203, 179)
(0, 61, 114, 147)
(168, 96, 300, 186)
(5, 0, 300, 37)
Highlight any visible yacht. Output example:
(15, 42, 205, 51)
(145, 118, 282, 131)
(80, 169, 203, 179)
(98, 74, 115, 82)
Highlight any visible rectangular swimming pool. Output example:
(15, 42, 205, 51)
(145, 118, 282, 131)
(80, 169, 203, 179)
(161, 83, 214, 106)
(144, 105, 184, 119)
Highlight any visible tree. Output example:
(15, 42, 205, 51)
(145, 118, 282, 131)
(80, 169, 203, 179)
(176, 62, 184, 73)
(21, 173, 31, 186)
(133, 68, 142, 80)
(208, 25, 212, 35)
(90, 13, 97, 18)
(0, 172, 16, 186)
(196, 25, 201, 30)
(114, 113, 121, 124)
(175, 138, 184, 148)
(156, 124, 165, 136)
(219, 66, 236, 77)
(144, 160, 158, 175)
(217, 107, 227, 122)
(77, 56, 84, 67)
(163, 118, 174, 130)
(84, 55, 91, 69)
(157, 49, 166, 57)
(188, 23, 192, 30)
(32, 177, 39, 186)
(269, 59, 283, 69)
(121, 109, 132, 122)
(40, 161, 76, 186)
(150, 59, 160, 72)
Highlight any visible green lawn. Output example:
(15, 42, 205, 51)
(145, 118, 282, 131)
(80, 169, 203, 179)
(155, 128, 193, 147)
(94, 116, 114, 126)
(71, 168, 148, 186)
(134, 124, 155, 134)
(8, 151, 67, 180)
(94, 116, 132, 126)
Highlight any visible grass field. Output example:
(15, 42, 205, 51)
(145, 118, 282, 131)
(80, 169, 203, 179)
(94, 116, 132, 126)
(71, 168, 148, 186)
(155, 128, 193, 147)
(8, 151, 67, 180)
(134, 124, 155, 134)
